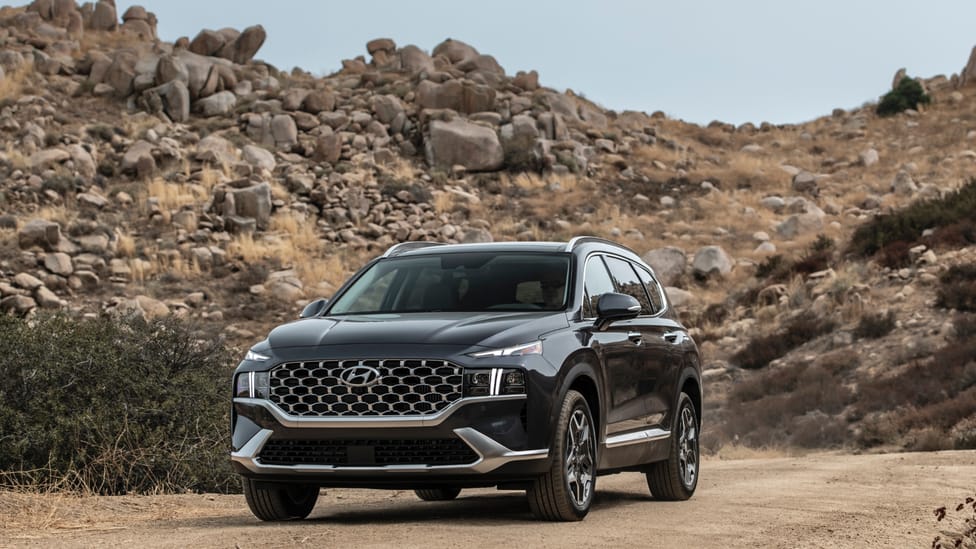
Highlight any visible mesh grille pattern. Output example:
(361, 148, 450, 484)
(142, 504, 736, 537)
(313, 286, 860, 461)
(268, 359, 464, 417)
(258, 438, 479, 466)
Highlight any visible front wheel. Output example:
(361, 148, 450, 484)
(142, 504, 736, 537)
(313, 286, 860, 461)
(527, 389, 596, 521)
(645, 392, 699, 500)
(242, 478, 319, 521)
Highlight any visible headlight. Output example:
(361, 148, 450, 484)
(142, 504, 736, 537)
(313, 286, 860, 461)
(465, 368, 526, 397)
(245, 350, 270, 362)
(469, 341, 543, 358)
(235, 371, 270, 399)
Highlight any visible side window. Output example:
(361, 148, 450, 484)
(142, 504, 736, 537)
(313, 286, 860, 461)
(635, 266, 665, 314)
(604, 256, 654, 315)
(583, 256, 616, 318)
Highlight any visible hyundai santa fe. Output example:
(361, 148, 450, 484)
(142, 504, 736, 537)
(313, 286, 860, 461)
(231, 237, 702, 521)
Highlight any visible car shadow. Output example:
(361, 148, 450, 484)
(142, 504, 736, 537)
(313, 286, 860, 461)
(184, 488, 656, 528)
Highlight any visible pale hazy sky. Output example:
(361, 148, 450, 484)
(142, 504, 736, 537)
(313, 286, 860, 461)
(120, 1, 976, 125)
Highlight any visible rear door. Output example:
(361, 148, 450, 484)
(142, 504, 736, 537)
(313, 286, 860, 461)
(633, 265, 686, 421)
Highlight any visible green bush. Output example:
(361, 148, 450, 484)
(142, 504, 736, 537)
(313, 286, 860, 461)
(0, 313, 238, 495)
(848, 179, 976, 259)
(876, 76, 931, 116)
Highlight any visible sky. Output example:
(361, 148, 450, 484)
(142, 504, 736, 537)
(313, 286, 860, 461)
(119, 1, 976, 126)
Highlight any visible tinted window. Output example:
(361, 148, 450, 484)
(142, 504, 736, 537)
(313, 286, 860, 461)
(583, 256, 616, 318)
(635, 267, 665, 313)
(329, 253, 570, 314)
(604, 256, 654, 315)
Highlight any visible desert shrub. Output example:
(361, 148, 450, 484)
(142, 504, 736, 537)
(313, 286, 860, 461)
(876, 76, 931, 116)
(792, 249, 832, 275)
(878, 240, 913, 269)
(854, 311, 896, 339)
(756, 254, 788, 280)
(0, 313, 237, 495)
(938, 264, 976, 312)
(848, 179, 976, 258)
(732, 313, 837, 370)
(725, 363, 852, 448)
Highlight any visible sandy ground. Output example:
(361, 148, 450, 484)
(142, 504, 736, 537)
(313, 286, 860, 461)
(1, 450, 974, 549)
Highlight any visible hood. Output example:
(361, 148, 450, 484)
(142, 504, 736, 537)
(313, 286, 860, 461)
(266, 312, 568, 349)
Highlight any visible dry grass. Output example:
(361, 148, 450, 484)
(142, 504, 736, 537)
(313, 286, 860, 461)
(707, 443, 799, 460)
(116, 231, 137, 258)
(143, 179, 208, 212)
(0, 63, 33, 102)
(2, 143, 29, 171)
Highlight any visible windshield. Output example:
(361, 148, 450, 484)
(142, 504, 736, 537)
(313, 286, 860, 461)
(328, 252, 571, 315)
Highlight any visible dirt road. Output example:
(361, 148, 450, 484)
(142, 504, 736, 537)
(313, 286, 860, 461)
(2, 450, 974, 548)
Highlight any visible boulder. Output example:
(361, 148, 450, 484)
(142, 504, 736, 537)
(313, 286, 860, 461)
(776, 213, 824, 240)
(415, 79, 495, 114)
(242, 145, 275, 171)
(89, 0, 117, 30)
(313, 133, 342, 164)
(371, 94, 404, 125)
(122, 140, 155, 178)
(302, 89, 335, 114)
(859, 148, 879, 167)
(29, 148, 70, 171)
(400, 45, 434, 74)
(0, 295, 36, 315)
(223, 25, 265, 64)
(188, 29, 225, 56)
(692, 246, 733, 278)
(664, 287, 696, 308)
(35, 286, 64, 309)
(642, 247, 687, 286)
(891, 170, 918, 196)
(366, 38, 396, 55)
(512, 70, 539, 91)
(142, 80, 190, 123)
(44, 252, 74, 276)
(432, 38, 478, 63)
(196, 134, 238, 166)
(18, 219, 62, 250)
(195, 90, 237, 116)
(104, 52, 138, 97)
(155, 54, 188, 85)
(227, 182, 272, 229)
(271, 114, 298, 148)
(426, 119, 503, 172)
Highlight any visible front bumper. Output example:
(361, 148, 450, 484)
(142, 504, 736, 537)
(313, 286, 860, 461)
(231, 394, 551, 484)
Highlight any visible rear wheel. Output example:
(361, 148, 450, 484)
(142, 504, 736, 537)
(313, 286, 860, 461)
(242, 478, 319, 521)
(527, 390, 596, 521)
(645, 392, 699, 501)
(414, 487, 461, 501)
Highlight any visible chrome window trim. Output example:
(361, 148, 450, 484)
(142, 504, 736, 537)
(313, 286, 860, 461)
(579, 251, 669, 321)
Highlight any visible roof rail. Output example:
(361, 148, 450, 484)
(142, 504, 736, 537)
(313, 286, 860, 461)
(564, 236, 638, 255)
(381, 241, 447, 258)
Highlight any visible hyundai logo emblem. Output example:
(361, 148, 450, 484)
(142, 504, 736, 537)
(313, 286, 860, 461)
(339, 365, 381, 387)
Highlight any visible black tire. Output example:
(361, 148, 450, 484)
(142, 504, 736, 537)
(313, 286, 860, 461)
(527, 390, 596, 521)
(242, 478, 319, 521)
(414, 487, 462, 501)
(646, 392, 699, 501)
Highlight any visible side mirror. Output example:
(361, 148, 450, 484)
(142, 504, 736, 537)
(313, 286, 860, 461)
(299, 298, 329, 319)
(595, 293, 641, 330)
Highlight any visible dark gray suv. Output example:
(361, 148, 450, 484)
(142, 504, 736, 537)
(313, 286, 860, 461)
(231, 237, 702, 521)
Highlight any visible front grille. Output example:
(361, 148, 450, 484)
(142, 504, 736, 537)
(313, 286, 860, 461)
(258, 438, 479, 466)
(268, 359, 464, 417)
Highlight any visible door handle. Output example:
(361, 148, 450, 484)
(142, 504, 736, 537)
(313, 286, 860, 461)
(663, 331, 685, 344)
(627, 332, 643, 344)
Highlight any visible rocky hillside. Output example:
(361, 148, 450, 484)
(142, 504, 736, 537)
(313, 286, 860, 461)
(0, 0, 973, 452)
